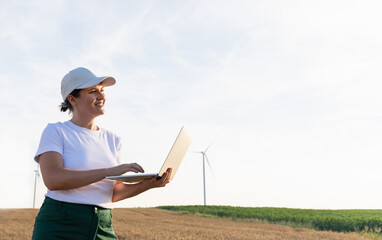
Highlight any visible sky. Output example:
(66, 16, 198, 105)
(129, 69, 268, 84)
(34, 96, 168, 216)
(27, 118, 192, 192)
(1, 0, 382, 209)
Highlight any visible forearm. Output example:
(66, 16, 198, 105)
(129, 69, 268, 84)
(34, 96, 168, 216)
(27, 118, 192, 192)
(39, 152, 145, 191)
(44, 168, 110, 191)
(111, 168, 173, 202)
(112, 181, 151, 202)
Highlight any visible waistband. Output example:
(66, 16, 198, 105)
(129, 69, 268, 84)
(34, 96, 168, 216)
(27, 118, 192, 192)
(44, 197, 111, 213)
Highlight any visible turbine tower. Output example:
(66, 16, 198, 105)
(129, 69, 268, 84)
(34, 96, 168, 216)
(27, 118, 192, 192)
(191, 143, 214, 206)
(33, 165, 40, 209)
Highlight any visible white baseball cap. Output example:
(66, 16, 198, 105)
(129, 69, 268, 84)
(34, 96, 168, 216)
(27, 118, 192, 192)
(61, 67, 116, 101)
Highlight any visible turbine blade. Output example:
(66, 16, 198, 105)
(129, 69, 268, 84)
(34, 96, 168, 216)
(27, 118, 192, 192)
(204, 135, 218, 153)
(189, 150, 203, 153)
(204, 142, 213, 154)
(204, 154, 215, 179)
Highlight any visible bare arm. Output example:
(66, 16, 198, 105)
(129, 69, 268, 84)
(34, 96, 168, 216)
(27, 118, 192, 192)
(38, 151, 144, 191)
(112, 168, 172, 202)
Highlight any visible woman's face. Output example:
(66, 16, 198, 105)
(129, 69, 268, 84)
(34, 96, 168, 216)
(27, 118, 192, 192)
(70, 84, 106, 118)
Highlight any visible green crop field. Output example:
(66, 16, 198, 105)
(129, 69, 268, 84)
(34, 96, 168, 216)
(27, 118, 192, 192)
(158, 205, 382, 234)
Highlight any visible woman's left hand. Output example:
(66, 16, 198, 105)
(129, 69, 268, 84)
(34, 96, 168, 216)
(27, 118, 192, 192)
(112, 168, 173, 202)
(144, 168, 172, 188)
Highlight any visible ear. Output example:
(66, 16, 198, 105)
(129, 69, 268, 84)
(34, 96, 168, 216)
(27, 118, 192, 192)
(67, 95, 77, 107)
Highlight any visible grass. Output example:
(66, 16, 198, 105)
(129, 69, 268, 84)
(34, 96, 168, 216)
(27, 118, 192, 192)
(157, 205, 382, 237)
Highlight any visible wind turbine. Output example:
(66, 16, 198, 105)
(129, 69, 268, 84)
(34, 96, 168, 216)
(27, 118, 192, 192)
(33, 164, 40, 209)
(191, 143, 215, 206)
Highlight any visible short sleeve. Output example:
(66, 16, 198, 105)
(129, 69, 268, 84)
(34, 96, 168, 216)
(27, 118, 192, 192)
(34, 123, 64, 163)
(115, 135, 123, 165)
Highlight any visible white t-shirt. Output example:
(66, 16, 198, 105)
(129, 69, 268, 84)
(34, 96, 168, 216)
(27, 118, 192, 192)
(34, 120, 122, 209)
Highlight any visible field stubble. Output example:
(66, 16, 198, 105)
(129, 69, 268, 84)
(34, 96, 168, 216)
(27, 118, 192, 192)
(0, 208, 369, 240)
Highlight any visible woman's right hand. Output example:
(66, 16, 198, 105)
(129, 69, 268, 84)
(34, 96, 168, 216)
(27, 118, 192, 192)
(106, 163, 144, 176)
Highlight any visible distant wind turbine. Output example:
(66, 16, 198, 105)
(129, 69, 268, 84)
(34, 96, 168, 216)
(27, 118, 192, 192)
(33, 164, 40, 209)
(191, 142, 215, 206)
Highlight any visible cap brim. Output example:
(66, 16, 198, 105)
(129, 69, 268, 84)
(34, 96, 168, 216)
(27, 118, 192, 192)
(76, 76, 116, 89)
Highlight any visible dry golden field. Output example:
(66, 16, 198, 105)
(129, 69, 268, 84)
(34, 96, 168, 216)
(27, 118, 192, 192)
(0, 208, 369, 240)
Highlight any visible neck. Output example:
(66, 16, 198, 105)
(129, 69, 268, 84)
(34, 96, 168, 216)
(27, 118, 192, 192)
(70, 115, 98, 131)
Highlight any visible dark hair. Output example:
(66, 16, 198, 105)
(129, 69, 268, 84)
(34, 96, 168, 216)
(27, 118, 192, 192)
(60, 89, 82, 113)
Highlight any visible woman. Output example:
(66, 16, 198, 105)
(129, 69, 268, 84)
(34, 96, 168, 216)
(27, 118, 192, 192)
(32, 67, 172, 240)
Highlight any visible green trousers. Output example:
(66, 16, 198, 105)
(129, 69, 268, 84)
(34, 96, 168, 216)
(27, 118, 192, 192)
(32, 197, 118, 240)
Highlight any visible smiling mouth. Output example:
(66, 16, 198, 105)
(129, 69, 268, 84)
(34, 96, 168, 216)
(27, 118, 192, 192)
(95, 102, 104, 107)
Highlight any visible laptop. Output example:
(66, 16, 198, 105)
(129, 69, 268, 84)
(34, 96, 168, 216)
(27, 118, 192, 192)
(106, 126, 192, 183)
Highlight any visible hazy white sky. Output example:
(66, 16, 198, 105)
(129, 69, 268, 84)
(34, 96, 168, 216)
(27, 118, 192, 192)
(2, 0, 382, 209)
